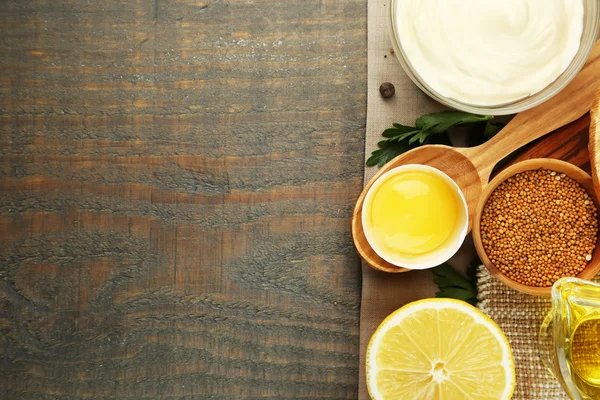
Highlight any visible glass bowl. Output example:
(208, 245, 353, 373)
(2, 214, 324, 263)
(388, 0, 600, 116)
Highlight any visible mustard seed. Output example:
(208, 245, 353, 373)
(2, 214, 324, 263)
(481, 169, 598, 287)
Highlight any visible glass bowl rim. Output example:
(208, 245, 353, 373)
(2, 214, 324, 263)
(387, 0, 600, 116)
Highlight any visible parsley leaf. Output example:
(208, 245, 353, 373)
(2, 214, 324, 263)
(366, 140, 416, 167)
(467, 121, 505, 147)
(432, 259, 480, 306)
(416, 111, 492, 134)
(367, 111, 495, 168)
(366, 131, 452, 167)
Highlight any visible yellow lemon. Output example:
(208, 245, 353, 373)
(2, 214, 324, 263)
(366, 299, 515, 400)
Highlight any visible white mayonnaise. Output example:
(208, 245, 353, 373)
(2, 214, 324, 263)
(396, 0, 584, 106)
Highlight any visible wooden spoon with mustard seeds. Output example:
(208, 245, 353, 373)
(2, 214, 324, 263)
(353, 40, 600, 273)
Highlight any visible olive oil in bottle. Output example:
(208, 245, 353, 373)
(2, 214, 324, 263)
(568, 316, 600, 399)
(540, 278, 600, 400)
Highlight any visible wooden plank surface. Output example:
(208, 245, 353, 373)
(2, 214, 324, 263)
(499, 114, 591, 174)
(0, 1, 367, 399)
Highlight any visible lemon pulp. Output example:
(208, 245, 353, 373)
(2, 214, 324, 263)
(368, 170, 459, 256)
(366, 299, 515, 400)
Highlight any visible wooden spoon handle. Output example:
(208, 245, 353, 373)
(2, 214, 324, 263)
(590, 85, 600, 196)
(467, 40, 600, 183)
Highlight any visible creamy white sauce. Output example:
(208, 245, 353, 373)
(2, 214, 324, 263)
(396, 0, 584, 106)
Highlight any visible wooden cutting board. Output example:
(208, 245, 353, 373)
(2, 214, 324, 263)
(498, 113, 591, 175)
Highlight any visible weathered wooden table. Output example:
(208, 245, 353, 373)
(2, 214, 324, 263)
(0, 1, 366, 398)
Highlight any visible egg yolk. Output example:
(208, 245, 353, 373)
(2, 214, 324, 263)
(369, 170, 460, 256)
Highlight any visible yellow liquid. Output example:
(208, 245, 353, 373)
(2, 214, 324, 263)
(565, 314, 600, 399)
(368, 170, 460, 258)
(553, 279, 600, 399)
(571, 318, 600, 388)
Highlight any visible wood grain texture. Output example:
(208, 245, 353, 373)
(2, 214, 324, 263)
(0, 1, 366, 399)
(589, 85, 600, 199)
(504, 114, 592, 173)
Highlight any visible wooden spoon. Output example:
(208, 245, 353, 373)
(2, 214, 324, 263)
(589, 85, 600, 195)
(353, 41, 600, 273)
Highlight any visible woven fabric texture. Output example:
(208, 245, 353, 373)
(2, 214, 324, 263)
(477, 267, 568, 399)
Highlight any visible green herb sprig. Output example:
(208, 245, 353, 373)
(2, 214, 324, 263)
(432, 259, 480, 306)
(367, 111, 503, 167)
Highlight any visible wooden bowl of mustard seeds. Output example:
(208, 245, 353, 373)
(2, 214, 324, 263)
(473, 159, 600, 296)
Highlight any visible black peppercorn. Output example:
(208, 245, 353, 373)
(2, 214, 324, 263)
(379, 82, 395, 99)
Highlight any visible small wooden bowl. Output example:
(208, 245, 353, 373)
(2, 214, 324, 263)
(472, 159, 600, 296)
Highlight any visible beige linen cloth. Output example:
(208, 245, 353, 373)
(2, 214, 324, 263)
(359, 0, 572, 398)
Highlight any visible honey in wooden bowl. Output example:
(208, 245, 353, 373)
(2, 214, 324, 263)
(473, 159, 600, 296)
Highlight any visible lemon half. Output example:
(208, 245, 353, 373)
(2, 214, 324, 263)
(366, 299, 515, 400)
